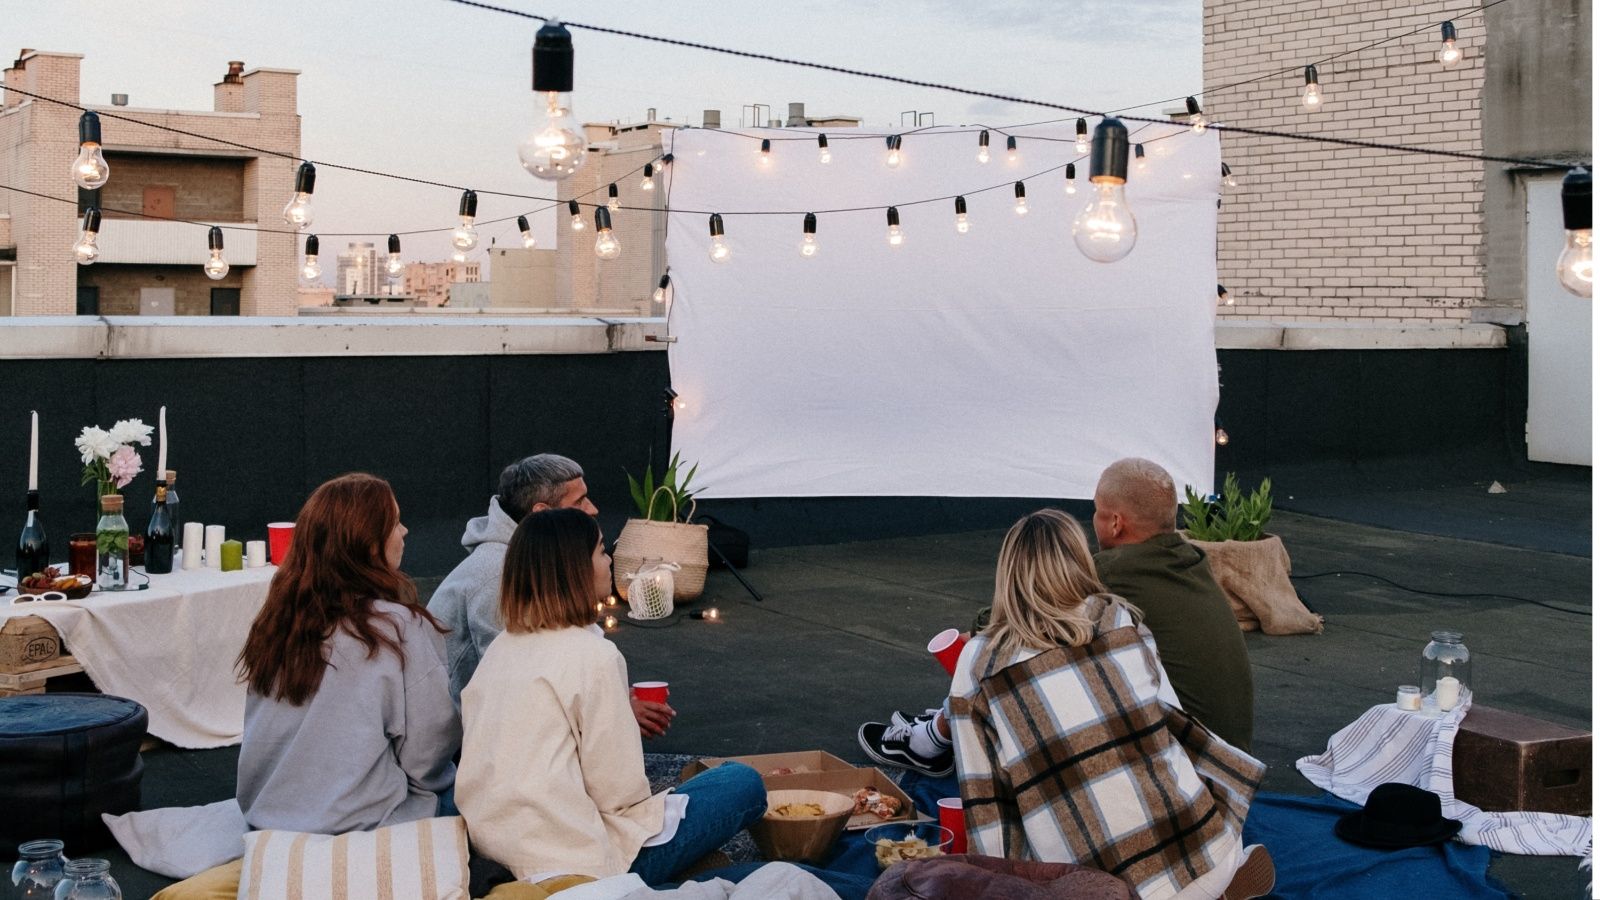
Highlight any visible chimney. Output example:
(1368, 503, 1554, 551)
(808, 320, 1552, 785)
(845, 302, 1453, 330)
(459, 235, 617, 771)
(110, 93, 128, 106)
(214, 60, 245, 113)
(703, 109, 721, 129)
(787, 102, 806, 126)
(646, 107, 657, 122)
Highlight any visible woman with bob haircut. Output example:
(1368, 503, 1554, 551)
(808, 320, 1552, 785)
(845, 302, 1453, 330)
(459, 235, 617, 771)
(456, 507, 766, 886)
(154, 473, 459, 899)
(948, 509, 1271, 900)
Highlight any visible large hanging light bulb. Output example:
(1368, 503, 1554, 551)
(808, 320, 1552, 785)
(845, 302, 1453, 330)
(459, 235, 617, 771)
(452, 190, 480, 251)
(74, 207, 101, 266)
(954, 196, 970, 234)
(297, 234, 320, 283)
(758, 138, 772, 166)
(204, 226, 230, 280)
(282, 161, 315, 228)
(885, 134, 903, 168)
(72, 111, 110, 190)
(518, 215, 537, 248)
(885, 206, 905, 247)
(639, 162, 656, 192)
(707, 213, 730, 263)
(385, 234, 404, 279)
(817, 134, 831, 164)
(568, 199, 585, 231)
(977, 130, 991, 164)
(1186, 96, 1208, 133)
(593, 207, 620, 260)
(1005, 135, 1018, 164)
(1302, 65, 1323, 109)
(1558, 167, 1592, 298)
(1013, 181, 1029, 215)
(1438, 21, 1462, 67)
(1072, 117, 1138, 263)
(1215, 419, 1230, 446)
(1075, 118, 1089, 155)
(518, 21, 589, 180)
(1064, 163, 1078, 196)
(799, 212, 819, 258)
(607, 183, 621, 211)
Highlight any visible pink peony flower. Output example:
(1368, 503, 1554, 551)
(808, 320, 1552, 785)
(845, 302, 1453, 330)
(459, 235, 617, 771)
(107, 444, 143, 489)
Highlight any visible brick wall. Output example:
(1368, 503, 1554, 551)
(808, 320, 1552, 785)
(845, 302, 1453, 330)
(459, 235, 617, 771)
(1205, 0, 1486, 322)
(98, 153, 247, 222)
(78, 263, 244, 315)
(556, 123, 670, 313)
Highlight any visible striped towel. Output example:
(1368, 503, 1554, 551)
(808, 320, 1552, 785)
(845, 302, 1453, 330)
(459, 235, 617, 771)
(1296, 698, 1592, 857)
(237, 816, 470, 900)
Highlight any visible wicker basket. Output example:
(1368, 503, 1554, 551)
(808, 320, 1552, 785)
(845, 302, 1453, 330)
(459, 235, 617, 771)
(615, 519, 708, 602)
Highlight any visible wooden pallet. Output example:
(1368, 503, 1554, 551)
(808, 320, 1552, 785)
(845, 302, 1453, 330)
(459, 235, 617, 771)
(0, 655, 84, 697)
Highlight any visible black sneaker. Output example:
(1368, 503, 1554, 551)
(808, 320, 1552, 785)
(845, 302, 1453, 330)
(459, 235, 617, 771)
(858, 721, 954, 777)
(889, 708, 942, 728)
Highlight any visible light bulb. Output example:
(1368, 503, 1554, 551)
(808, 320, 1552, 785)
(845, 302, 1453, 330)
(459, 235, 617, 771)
(205, 250, 229, 280)
(517, 215, 536, 248)
(569, 200, 585, 231)
(1013, 182, 1029, 215)
(1186, 97, 1207, 134)
(977, 130, 991, 164)
(1218, 284, 1233, 305)
(759, 138, 772, 166)
(570, 215, 584, 231)
(1557, 230, 1593, 297)
(640, 163, 656, 192)
(797, 234, 819, 258)
(607, 184, 621, 211)
(386, 253, 404, 278)
(887, 225, 904, 246)
(73, 112, 109, 189)
(519, 91, 588, 180)
(709, 236, 731, 263)
(653, 274, 670, 304)
(1065, 163, 1079, 195)
(300, 256, 321, 284)
(977, 146, 990, 164)
(1074, 118, 1089, 155)
(1215, 426, 1230, 446)
(1222, 163, 1237, 188)
(1072, 181, 1138, 264)
(282, 193, 313, 228)
(1006, 136, 1018, 164)
(452, 216, 479, 251)
(451, 248, 467, 263)
(74, 231, 99, 265)
(885, 135, 902, 168)
(1134, 145, 1148, 173)
(956, 213, 969, 234)
(817, 134, 831, 164)
(1302, 83, 1322, 108)
(1438, 22, 1462, 67)
(594, 229, 620, 260)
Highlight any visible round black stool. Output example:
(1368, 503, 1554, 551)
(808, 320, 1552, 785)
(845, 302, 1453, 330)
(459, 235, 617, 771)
(0, 693, 146, 855)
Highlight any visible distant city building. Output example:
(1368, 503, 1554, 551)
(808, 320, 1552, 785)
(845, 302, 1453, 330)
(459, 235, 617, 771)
(0, 54, 300, 315)
(296, 286, 334, 307)
(488, 246, 557, 308)
(402, 260, 480, 307)
(335, 242, 388, 296)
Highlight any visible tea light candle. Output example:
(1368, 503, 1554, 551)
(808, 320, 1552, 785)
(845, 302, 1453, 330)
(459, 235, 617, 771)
(219, 540, 244, 572)
(605, 595, 619, 607)
(1397, 685, 1422, 711)
(204, 525, 226, 567)
(603, 615, 619, 630)
(245, 540, 267, 568)
(182, 523, 205, 570)
(1435, 676, 1461, 711)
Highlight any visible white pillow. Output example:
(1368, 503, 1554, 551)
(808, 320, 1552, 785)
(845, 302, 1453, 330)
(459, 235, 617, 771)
(236, 816, 469, 900)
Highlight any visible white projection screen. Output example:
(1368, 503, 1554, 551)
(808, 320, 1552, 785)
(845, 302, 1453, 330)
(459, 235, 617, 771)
(663, 122, 1220, 500)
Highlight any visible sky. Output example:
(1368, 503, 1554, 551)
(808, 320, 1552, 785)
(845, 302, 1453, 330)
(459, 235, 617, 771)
(8, 0, 1203, 271)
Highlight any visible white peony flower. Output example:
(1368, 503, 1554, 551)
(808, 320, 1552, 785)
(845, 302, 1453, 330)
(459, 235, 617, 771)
(108, 418, 154, 448)
(75, 426, 115, 463)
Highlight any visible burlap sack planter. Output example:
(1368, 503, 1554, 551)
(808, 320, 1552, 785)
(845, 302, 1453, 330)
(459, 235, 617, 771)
(1182, 532, 1323, 635)
(614, 518, 709, 602)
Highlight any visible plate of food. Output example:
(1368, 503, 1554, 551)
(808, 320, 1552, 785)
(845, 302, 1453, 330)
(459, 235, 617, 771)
(16, 567, 93, 600)
(863, 822, 954, 870)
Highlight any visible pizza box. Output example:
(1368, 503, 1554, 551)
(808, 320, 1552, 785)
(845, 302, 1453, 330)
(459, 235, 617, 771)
(678, 749, 856, 783)
(762, 766, 930, 831)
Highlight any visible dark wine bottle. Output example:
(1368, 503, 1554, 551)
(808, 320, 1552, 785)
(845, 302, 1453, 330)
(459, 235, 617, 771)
(145, 480, 174, 574)
(154, 469, 181, 549)
(16, 489, 49, 579)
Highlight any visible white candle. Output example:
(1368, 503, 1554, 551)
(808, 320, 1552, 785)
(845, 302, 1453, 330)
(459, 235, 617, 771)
(246, 541, 267, 568)
(157, 406, 167, 479)
(28, 410, 38, 492)
(204, 524, 227, 567)
(182, 522, 205, 570)
(1435, 676, 1461, 711)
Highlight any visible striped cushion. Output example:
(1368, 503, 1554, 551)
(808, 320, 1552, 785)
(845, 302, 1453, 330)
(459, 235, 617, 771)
(236, 817, 469, 900)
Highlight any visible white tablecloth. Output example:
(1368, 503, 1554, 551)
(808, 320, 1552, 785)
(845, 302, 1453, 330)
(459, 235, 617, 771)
(1297, 699, 1592, 857)
(2, 566, 274, 749)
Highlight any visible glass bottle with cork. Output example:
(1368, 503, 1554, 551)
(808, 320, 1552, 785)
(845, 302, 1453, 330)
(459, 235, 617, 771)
(145, 477, 175, 574)
(15, 488, 49, 580)
(153, 469, 180, 549)
(96, 494, 129, 591)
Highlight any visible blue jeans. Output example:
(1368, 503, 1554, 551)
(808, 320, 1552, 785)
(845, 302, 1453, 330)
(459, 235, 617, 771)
(629, 762, 767, 886)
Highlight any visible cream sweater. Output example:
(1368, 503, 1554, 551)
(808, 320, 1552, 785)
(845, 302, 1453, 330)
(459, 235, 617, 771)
(457, 625, 668, 880)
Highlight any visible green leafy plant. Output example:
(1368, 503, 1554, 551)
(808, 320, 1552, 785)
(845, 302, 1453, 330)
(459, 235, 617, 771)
(625, 452, 700, 522)
(1181, 473, 1273, 542)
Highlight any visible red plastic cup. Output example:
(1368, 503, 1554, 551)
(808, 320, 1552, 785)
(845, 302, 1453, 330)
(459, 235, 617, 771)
(267, 522, 295, 565)
(938, 797, 967, 854)
(928, 628, 968, 676)
(631, 681, 669, 704)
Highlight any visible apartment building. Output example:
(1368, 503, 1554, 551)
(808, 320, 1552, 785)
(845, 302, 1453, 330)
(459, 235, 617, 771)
(0, 53, 299, 315)
(402, 259, 480, 307)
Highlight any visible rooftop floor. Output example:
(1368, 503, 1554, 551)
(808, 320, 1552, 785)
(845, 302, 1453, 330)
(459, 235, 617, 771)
(107, 475, 1592, 898)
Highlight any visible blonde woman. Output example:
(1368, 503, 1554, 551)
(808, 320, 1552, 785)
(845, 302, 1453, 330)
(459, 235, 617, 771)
(948, 509, 1273, 900)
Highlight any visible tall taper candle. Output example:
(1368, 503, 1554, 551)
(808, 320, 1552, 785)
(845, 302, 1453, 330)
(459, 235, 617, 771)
(28, 410, 38, 492)
(157, 406, 167, 478)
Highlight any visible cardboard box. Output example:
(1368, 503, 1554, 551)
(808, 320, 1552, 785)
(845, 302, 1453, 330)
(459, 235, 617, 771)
(678, 750, 856, 784)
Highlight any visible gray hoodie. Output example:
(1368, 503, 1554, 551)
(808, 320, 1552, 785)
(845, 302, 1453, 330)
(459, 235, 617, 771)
(428, 496, 519, 701)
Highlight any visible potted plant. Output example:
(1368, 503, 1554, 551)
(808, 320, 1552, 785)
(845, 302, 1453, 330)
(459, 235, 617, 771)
(614, 453, 709, 603)
(1180, 473, 1322, 635)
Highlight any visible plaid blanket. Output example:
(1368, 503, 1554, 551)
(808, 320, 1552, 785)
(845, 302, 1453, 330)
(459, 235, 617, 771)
(950, 596, 1265, 899)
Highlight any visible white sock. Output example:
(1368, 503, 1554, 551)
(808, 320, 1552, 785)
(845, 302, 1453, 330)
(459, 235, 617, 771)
(908, 717, 951, 757)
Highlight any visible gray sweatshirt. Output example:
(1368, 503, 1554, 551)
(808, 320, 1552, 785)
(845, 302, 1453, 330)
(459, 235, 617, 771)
(427, 496, 518, 701)
(236, 600, 461, 834)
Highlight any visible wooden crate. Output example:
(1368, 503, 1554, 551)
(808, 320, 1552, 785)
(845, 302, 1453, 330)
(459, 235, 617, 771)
(0, 614, 63, 674)
(0, 656, 84, 698)
(1453, 705, 1591, 816)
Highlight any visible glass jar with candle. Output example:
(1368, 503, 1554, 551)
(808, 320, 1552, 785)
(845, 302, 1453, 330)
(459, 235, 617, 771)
(1421, 631, 1471, 708)
(54, 858, 121, 899)
(96, 495, 129, 591)
(11, 838, 68, 899)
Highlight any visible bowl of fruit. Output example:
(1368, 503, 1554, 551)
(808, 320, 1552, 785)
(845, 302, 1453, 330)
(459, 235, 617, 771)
(17, 566, 93, 600)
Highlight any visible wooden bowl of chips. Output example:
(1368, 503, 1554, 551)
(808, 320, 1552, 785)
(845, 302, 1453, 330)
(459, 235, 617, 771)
(751, 789, 854, 864)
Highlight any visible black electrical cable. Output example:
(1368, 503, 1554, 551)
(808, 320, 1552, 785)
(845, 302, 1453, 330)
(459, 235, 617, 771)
(1290, 570, 1591, 616)
(444, 0, 1567, 170)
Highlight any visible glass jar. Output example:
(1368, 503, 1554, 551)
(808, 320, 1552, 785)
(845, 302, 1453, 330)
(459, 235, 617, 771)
(96, 495, 129, 591)
(1420, 630, 1471, 708)
(627, 557, 680, 620)
(11, 839, 68, 899)
(53, 858, 121, 900)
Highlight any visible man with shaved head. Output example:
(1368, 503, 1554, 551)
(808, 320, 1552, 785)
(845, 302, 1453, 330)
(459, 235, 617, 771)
(1094, 457, 1254, 751)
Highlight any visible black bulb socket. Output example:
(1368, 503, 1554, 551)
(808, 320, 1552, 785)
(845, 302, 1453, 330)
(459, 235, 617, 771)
(1562, 167, 1591, 231)
(643, 163, 655, 179)
(293, 161, 316, 195)
(709, 213, 724, 237)
(979, 130, 990, 148)
(594, 207, 612, 231)
(803, 212, 817, 235)
(459, 190, 478, 218)
(608, 183, 619, 198)
(1217, 284, 1229, 298)
(1305, 65, 1319, 86)
(1135, 144, 1146, 160)
(954, 196, 967, 215)
(1066, 163, 1076, 180)
(660, 153, 674, 165)
(886, 207, 900, 227)
(1006, 135, 1017, 152)
(817, 134, 828, 148)
(1014, 181, 1026, 199)
(760, 139, 771, 154)
(532, 20, 575, 93)
(79, 110, 102, 145)
(387, 233, 400, 254)
(1441, 21, 1457, 42)
(885, 134, 902, 151)
(207, 225, 224, 251)
(1090, 117, 1130, 183)
(1222, 162, 1232, 177)
(305, 234, 320, 256)
(517, 215, 531, 233)
(1186, 96, 1202, 116)
(568, 199, 580, 216)
(82, 206, 102, 234)
(1075, 117, 1088, 138)
(658, 273, 671, 290)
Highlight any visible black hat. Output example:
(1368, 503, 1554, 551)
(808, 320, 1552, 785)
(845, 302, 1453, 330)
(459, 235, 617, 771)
(1335, 783, 1462, 849)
